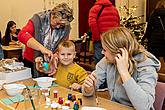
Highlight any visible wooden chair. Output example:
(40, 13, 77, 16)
(154, 82, 165, 110)
(158, 73, 165, 83)
(78, 34, 94, 64)
(158, 57, 165, 82)
(77, 62, 95, 72)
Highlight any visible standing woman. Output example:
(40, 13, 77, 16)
(18, 3, 74, 77)
(88, 0, 120, 64)
(142, 0, 165, 61)
(2, 21, 20, 46)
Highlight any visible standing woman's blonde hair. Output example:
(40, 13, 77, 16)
(101, 27, 147, 75)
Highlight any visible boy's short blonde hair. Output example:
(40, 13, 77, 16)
(58, 40, 75, 51)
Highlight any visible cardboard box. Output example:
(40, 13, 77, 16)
(0, 68, 32, 83)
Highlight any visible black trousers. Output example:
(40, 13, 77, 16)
(22, 58, 35, 78)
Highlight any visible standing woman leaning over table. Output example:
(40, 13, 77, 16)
(18, 3, 74, 78)
(82, 27, 161, 110)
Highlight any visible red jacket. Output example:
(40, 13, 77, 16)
(18, 20, 34, 62)
(88, 0, 120, 41)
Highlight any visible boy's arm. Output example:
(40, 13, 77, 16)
(77, 68, 89, 85)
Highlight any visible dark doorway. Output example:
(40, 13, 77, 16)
(146, 0, 159, 21)
(79, 0, 116, 37)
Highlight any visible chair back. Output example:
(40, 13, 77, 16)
(154, 82, 165, 110)
(74, 34, 94, 64)
(77, 62, 95, 72)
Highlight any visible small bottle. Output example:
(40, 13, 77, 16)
(67, 93, 72, 100)
(53, 90, 58, 98)
(46, 97, 51, 106)
(58, 97, 64, 104)
(51, 101, 59, 109)
(62, 106, 69, 110)
(73, 103, 79, 110)
(65, 100, 71, 107)
(71, 95, 76, 101)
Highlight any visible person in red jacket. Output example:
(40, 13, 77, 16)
(88, 0, 120, 64)
(18, 3, 74, 78)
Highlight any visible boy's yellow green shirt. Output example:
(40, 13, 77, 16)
(54, 63, 88, 88)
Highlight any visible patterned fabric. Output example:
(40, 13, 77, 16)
(31, 11, 71, 52)
(53, 63, 88, 88)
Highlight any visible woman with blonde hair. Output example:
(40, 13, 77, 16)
(82, 27, 161, 110)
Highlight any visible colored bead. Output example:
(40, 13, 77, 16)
(43, 62, 49, 71)
(78, 98, 82, 105)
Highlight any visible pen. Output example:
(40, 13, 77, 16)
(93, 80, 98, 106)
(33, 82, 37, 88)
(95, 89, 98, 106)
(15, 102, 19, 109)
(26, 86, 36, 110)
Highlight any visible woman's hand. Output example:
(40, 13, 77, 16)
(40, 47, 54, 63)
(47, 53, 58, 76)
(82, 72, 96, 93)
(35, 55, 58, 76)
(115, 48, 131, 82)
(35, 57, 44, 73)
(70, 83, 81, 90)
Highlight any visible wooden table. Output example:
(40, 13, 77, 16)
(0, 79, 134, 110)
(2, 45, 22, 59)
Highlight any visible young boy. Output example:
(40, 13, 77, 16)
(35, 40, 88, 91)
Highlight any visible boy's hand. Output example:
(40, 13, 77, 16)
(40, 47, 54, 62)
(47, 53, 58, 76)
(35, 52, 59, 76)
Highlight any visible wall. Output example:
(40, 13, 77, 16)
(0, 0, 78, 40)
(0, 0, 146, 39)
